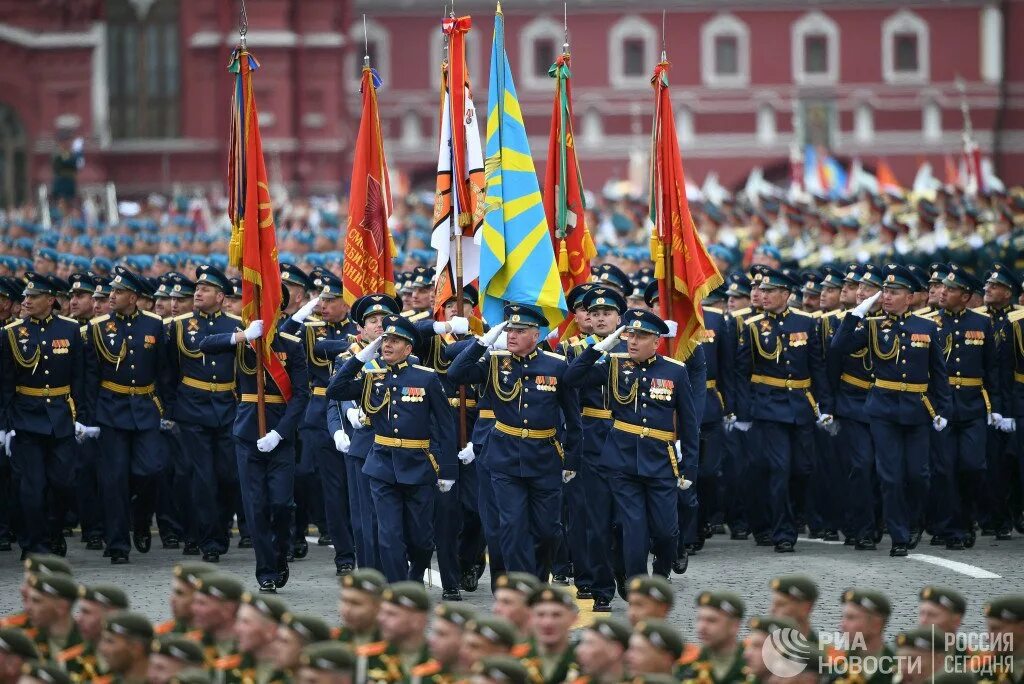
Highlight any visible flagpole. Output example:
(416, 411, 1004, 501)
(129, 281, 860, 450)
(448, 12, 470, 449)
(656, 28, 676, 355)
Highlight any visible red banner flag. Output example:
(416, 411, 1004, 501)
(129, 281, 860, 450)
(648, 61, 723, 360)
(544, 53, 597, 340)
(875, 158, 903, 195)
(227, 48, 291, 401)
(343, 65, 396, 304)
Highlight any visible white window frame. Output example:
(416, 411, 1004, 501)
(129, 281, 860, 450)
(882, 10, 929, 85)
(854, 102, 874, 143)
(791, 11, 839, 86)
(676, 105, 694, 143)
(608, 15, 658, 89)
(701, 13, 750, 88)
(345, 19, 389, 91)
(518, 17, 564, 91)
(922, 99, 942, 141)
(756, 103, 776, 144)
(429, 29, 482, 92)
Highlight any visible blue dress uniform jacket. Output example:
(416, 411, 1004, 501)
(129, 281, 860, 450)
(166, 311, 239, 427)
(1004, 309, 1024, 416)
(698, 308, 733, 425)
(84, 309, 173, 430)
(302, 321, 353, 428)
(563, 333, 627, 459)
(0, 314, 85, 437)
(564, 347, 699, 481)
(735, 308, 832, 425)
(823, 311, 873, 423)
(831, 312, 951, 425)
(199, 331, 310, 443)
(327, 355, 457, 485)
(935, 308, 999, 421)
(448, 342, 583, 476)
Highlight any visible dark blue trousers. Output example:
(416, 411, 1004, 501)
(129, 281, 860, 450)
(475, 446, 506, 582)
(583, 464, 617, 602)
(611, 470, 677, 578)
(411, 484, 461, 590)
(10, 431, 75, 553)
(562, 469, 592, 587)
(750, 421, 814, 545)
(457, 460, 487, 572)
(809, 428, 842, 532)
(697, 421, 725, 535)
(293, 433, 324, 542)
(490, 470, 560, 579)
(75, 438, 104, 541)
(98, 427, 165, 555)
(303, 427, 355, 568)
(368, 476, 435, 583)
(837, 417, 875, 540)
(722, 429, 749, 533)
(931, 418, 986, 541)
(156, 428, 188, 542)
(870, 421, 930, 545)
(345, 454, 379, 569)
(181, 423, 236, 554)
(236, 438, 294, 584)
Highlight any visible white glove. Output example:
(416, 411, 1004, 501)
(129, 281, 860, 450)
(160, 419, 176, 432)
(673, 440, 683, 463)
(346, 407, 366, 429)
(678, 477, 693, 490)
(457, 442, 475, 465)
(851, 291, 881, 318)
(480, 321, 508, 348)
(561, 470, 576, 484)
(438, 479, 455, 493)
(988, 412, 1004, 428)
(74, 422, 88, 442)
(999, 417, 1016, 433)
(256, 430, 283, 452)
(492, 332, 508, 351)
(933, 416, 948, 432)
(723, 415, 737, 432)
(733, 421, 752, 432)
(84, 427, 101, 439)
(243, 319, 264, 341)
(333, 430, 350, 453)
(291, 296, 320, 324)
(448, 317, 469, 335)
(355, 336, 383, 362)
(594, 326, 626, 353)
(817, 413, 834, 428)
(663, 320, 678, 339)
(4, 430, 14, 453)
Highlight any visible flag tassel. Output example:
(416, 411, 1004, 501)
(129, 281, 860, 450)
(558, 238, 569, 273)
(651, 234, 665, 279)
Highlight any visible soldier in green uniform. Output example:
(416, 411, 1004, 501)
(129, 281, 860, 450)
(146, 635, 205, 684)
(298, 642, 357, 684)
(337, 569, 386, 646)
(155, 564, 215, 637)
(414, 603, 477, 683)
(626, 576, 674, 628)
(473, 656, 531, 684)
(221, 592, 289, 684)
(491, 573, 542, 643)
(768, 575, 820, 640)
(678, 591, 747, 684)
(742, 616, 799, 684)
(518, 586, 578, 684)
(24, 573, 83, 666)
(894, 628, 952, 684)
(270, 613, 334, 681)
(2, 555, 73, 632)
(917, 586, 966, 636)
(184, 574, 243, 668)
(355, 582, 432, 684)
(832, 590, 895, 684)
(95, 611, 154, 684)
(64, 583, 129, 681)
(979, 595, 1024, 684)
(20, 662, 74, 684)
(571, 617, 630, 684)
(625, 620, 684, 680)
(0, 627, 39, 680)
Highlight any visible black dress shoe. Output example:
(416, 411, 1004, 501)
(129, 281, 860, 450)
(807, 529, 824, 540)
(442, 589, 463, 601)
(908, 529, 923, 550)
(615, 574, 628, 601)
(49, 536, 67, 557)
(844, 537, 857, 546)
(855, 539, 877, 551)
(460, 568, 479, 592)
(755, 535, 773, 547)
(552, 574, 570, 586)
(258, 579, 277, 593)
(712, 523, 726, 535)
(593, 597, 612, 612)
(890, 543, 908, 557)
(965, 531, 977, 548)
(576, 587, 593, 600)
(730, 531, 750, 540)
(336, 563, 354, 577)
(822, 530, 840, 542)
(673, 550, 689, 574)
(110, 551, 129, 565)
(162, 536, 180, 550)
(689, 539, 705, 553)
(774, 541, 795, 553)
(317, 534, 333, 546)
(237, 536, 253, 549)
(945, 539, 965, 550)
(285, 550, 295, 563)
(133, 530, 151, 554)
(276, 563, 290, 589)
(995, 530, 1012, 541)
(292, 540, 309, 559)
(182, 542, 200, 556)
(980, 528, 996, 536)
(86, 537, 104, 551)
(202, 551, 220, 563)
(63, 527, 74, 538)
(930, 536, 947, 546)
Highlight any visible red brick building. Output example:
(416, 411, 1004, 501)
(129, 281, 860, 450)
(1, 0, 1021, 206)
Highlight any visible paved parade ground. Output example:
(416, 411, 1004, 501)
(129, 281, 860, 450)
(3, 533, 1019, 636)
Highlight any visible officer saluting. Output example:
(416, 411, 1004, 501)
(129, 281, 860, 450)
(564, 308, 698, 580)
(83, 266, 174, 564)
(832, 264, 951, 557)
(326, 314, 456, 583)
(165, 265, 240, 562)
(199, 290, 309, 593)
(0, 273, 85, 556)
(449, 305, 582, 580)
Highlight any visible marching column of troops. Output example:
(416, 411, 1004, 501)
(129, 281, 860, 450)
(2, 555, 1023, 684)
(3, 254, 1024, 594)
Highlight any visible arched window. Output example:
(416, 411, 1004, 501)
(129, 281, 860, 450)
(106, 0, 180, 138)
(701, 13, 750, 88)
(519, 17, 563, 91)
(854, 103, 874, 142)
(922, 100, 942, 141)
(791, 11, 839, 86)
(756, 103, 776, 144)
(346, 19, 389, 90)
(608, 16, 657, 89)
(676, 105, 694, 144)
(882, 10, 929, 84)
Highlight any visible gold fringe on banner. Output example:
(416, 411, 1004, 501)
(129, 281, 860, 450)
(229, 219, 243, 269)
(558, 239, 569, 274)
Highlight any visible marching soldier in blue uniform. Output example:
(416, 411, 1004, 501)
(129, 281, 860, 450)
(300, 271, 356, 576)
(721, 274, 753, 540)
(0, 273, 85, 556)
(832, 264, 952, 557)
(327, 314, 457, 584)
(165, 265, 240, 562)
(932, 265, 1000, 550)
(83, 266, 174, 564)
(449, 304, 583, 580)
(564, 308, 698, 580)
(735, 267, 833, 553)
(199, 297, 310, 592)
(325, 294, 403, 572)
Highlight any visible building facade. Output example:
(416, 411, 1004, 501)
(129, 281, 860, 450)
(0, 0, 1021, 205)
